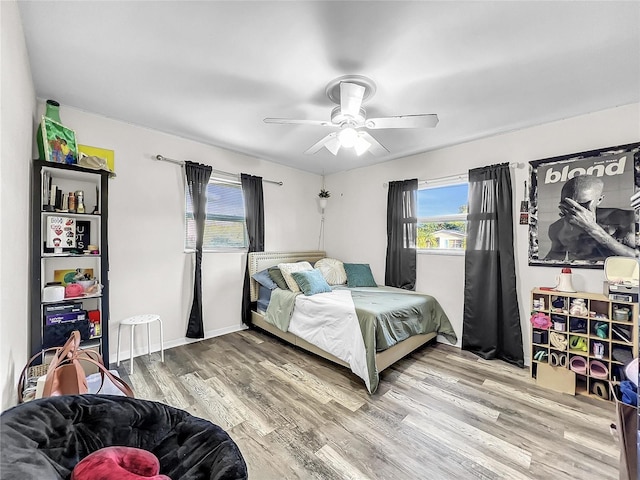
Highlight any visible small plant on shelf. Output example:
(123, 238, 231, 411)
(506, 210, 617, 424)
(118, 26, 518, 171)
(318, 189, 331, 198)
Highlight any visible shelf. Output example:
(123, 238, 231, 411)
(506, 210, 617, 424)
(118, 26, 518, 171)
(79, 338, 101, 349)
(42, 253, 101, 258)
(611, 339, 633, 346)
(41, 294, 102, 305)
(610, 319, 634, 325)
(41, 161, 109, 179)
(41, 211, 100, 219)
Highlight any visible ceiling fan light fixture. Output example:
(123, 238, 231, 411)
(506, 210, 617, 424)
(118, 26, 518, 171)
(338, 127, 358, 148)
(354, 135, 371, 156)
(324, 136, 341, 156)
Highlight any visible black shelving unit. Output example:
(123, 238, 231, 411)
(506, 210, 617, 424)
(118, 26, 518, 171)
(30, 160, 110, 365)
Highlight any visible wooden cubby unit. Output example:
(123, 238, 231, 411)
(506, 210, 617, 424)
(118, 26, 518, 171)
(530, 288, 638, 401)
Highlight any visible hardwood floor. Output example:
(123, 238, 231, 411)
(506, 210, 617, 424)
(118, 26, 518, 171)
(116, 329, 620, 479)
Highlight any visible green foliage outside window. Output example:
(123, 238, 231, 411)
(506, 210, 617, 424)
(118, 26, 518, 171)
(417, 221, 467, 249)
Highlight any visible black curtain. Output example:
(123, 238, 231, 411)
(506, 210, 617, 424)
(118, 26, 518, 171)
(185, 161, 212, 338)
(385, 179, 418, 290)
(241, 174, 264, 325)
(462, 163, 523, 367)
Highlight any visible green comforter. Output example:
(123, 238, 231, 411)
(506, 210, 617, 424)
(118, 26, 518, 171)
(264, 286, 457, 393)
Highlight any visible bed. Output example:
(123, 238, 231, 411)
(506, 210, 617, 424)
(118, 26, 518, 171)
(248, 251, 457, 393)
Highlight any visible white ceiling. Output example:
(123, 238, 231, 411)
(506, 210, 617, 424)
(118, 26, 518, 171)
(18, 1, 640, 175)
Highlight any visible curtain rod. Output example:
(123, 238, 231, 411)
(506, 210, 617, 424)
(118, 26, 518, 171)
(154, 155, 283, 186)
(383, 162, 524, 188)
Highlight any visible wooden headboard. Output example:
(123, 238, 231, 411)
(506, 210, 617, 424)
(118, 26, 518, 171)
(248, 251, 326, 301)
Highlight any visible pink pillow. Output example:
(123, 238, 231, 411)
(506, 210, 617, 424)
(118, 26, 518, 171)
(71, 446, 171, 480)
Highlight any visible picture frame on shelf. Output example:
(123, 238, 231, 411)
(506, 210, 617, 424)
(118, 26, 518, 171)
(41, 116, 78, 165)
(528, 142, 640, 268)
(53, 268, 94, 286)
(78, 144, 115, 175)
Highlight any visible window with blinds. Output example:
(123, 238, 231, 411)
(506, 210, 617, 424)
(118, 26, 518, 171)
(185, 179, 248, 250)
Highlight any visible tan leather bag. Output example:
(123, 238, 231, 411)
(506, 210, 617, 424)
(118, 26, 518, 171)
(42, 330, 88, 397)
(18, 330, 134, 402)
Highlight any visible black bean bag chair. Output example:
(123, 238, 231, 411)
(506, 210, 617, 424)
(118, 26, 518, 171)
(0, 395, 248, 480)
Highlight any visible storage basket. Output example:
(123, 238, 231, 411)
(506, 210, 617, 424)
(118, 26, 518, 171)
(20, 363, 49, 403)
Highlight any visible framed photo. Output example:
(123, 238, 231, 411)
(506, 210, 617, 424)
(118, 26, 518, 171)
(41, 116, 78, 165)
(528, 142, 640, 268)
(53, 268, 94, 286)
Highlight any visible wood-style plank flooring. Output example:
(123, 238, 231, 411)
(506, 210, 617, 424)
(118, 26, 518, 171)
(116, 329, 620, 479)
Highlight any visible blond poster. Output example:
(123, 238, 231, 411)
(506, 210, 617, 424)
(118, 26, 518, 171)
(528, 143, 640, 268)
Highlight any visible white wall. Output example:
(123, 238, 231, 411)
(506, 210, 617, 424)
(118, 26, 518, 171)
(0, 0, 36, 410)
(42, 106, 322, 361)
(325, 103, 640, 362)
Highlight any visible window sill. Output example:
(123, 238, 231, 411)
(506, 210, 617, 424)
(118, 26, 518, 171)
(417, 249, 465, 257)
(184, 248, 248, 254)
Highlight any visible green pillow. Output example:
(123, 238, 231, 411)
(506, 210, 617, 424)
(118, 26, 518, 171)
(267, 267, 289, 290)
(290, 269, 331, 296)
(343, 263, 377, 288)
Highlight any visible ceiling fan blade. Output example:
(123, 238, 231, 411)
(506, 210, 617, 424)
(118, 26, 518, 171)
(340, 82, 365, 119)
(359, 131, 389, 156)
(366, 114, 439, 129)
(264, 118, 333, 127)
(305, 132, 338, 155)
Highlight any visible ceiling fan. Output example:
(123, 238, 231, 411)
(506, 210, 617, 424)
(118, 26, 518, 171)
(264, 75, 439, 157)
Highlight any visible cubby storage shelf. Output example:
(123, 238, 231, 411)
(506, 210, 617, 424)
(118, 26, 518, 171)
(530, 288, 638, 402)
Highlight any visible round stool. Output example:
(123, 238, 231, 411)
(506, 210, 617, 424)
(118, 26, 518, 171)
(116, 314, 165, 374)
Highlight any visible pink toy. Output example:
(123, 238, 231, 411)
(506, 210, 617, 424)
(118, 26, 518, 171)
(530, 312, 551, 329)
(64, 283, 84, 298)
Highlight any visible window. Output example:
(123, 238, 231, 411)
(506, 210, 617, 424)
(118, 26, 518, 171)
(185, 179, 248, 250)
(417, 181, 468, 251)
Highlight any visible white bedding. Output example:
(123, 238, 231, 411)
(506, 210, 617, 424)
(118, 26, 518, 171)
(287, 289, 371, 392)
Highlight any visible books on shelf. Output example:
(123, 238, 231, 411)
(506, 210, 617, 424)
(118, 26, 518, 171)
(43, 302, 83, 316)
(45, 310, 86, 326)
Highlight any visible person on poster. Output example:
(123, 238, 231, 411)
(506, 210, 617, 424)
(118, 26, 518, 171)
(544, 174, 635, 261)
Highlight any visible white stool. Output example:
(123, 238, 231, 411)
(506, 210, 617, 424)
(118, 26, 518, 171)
(116, 314, 164, 374)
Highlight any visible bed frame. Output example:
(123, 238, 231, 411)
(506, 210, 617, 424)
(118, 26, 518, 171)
(248, 251, 436, 373)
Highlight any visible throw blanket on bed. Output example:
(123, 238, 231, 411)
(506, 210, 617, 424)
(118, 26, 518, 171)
(287, 289, 370, 392)
(264, 286, 457, 394)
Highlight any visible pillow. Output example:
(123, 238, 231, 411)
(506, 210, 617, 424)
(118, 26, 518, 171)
(252, 268, 278, 290)
(257, 285, 272, 312)
(291, 269, 332, 296)
(278, 261, 313, 293)
(314, 257, 347, 285)
(343, 263, 377, 288)
(267, 267, 289, 290)
(71, 446, 171, 480)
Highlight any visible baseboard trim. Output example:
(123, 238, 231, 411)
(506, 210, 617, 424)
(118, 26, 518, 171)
(110, 323, 249, 363)
(112, 324, 455, 365)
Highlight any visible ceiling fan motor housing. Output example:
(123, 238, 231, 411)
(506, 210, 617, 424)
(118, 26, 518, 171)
(325, 75, 377, 105)
(331, 106, 366, 126)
